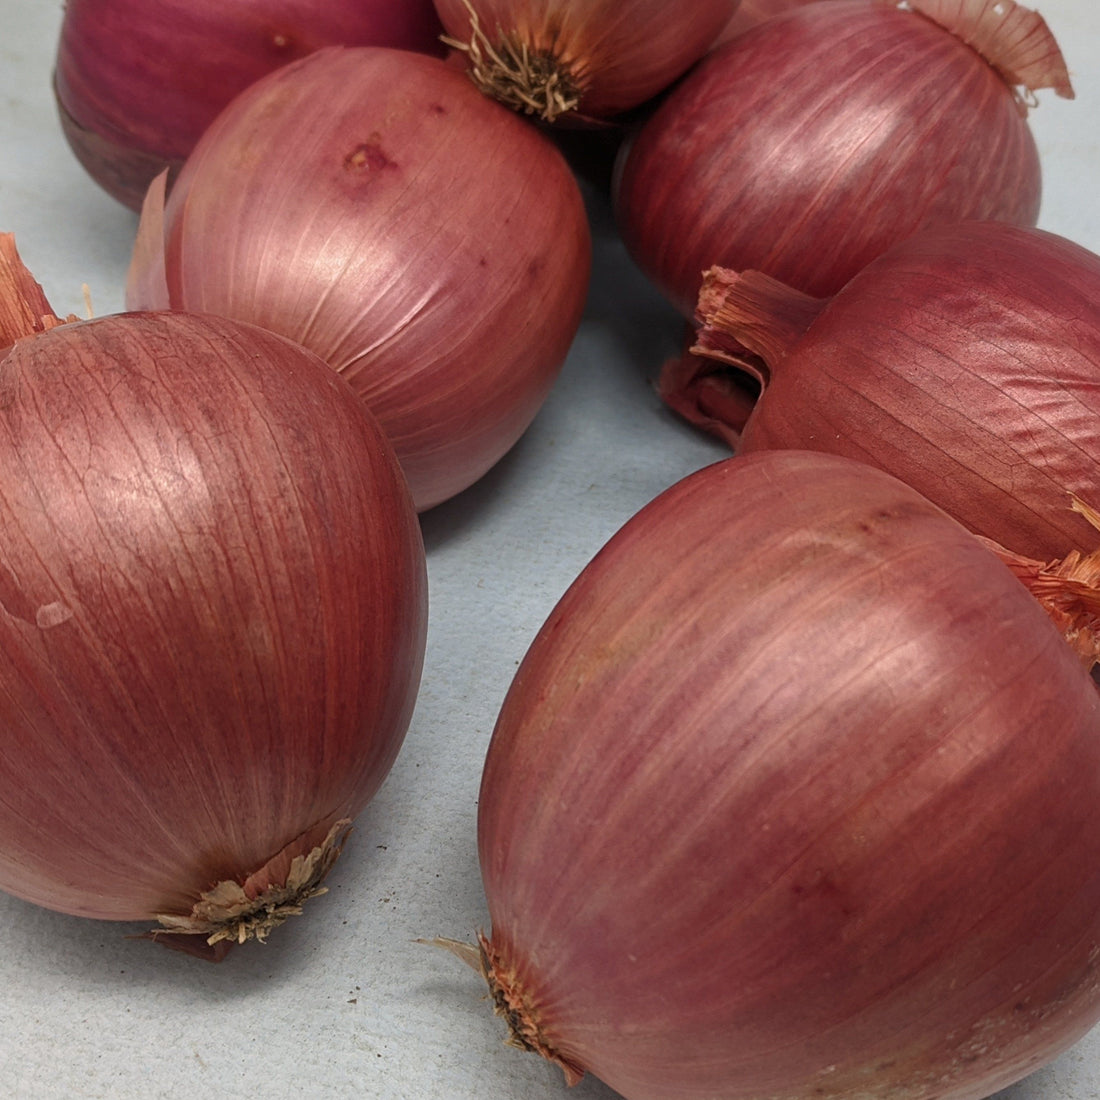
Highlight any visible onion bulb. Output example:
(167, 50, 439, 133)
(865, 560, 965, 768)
(679, 220, 1100, 664)
(613, 0, 1074, 313)
(126, 46, 591, 512)
(53, 0, 446, 210)
(434, 0, 737, 122)
(458, 448, 1100, 1100)
(0, 235, 427, 958)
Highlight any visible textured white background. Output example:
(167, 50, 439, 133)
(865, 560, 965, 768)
(0, 3, 1098, 1098)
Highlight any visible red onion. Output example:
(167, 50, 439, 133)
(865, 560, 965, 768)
(0, 235, 427, 958)
(458, 448, 1100, 1100)
(125, 46, 591, 512)
(433, 0, 737, 121)
(54, 0, 446, 210)
(677, 221, 1100, 663)
(613, 0, 1074, 314)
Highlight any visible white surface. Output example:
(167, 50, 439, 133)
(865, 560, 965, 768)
(0, 3, 1098, 1098)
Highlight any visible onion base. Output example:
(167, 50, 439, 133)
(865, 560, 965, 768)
(148, 819, 352, 960)
(425, 933, 585, 1085)
(441, 5, 581, 121)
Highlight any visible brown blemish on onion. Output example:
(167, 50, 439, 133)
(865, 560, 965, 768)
(344, 137, 396, 172)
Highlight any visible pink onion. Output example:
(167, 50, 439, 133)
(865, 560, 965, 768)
(678, 220, 1100, 623)
(433, 0, 737, 122)
(0, 235, 427, 959)
(54, 0, 446, 210)
(126, 46, 591, 512)
(458, 448, 1100, 1100)
(613, 0, 1074, 314)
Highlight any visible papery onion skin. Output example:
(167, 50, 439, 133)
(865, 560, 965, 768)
(434, 0, 737, 121)
(474, 450, 1100, 1100)
(54, 0, 446, 210)
(684, 221, 1100, 566)
(613, 0, 1070, 314)
(126, 46, 591, 513)
(0, 269, 427, 943)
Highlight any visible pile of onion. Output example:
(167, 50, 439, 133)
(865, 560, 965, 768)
(449, 448, 1100, 1100)
(53, 0, 445, 210)
(0, 235, 428, 959)
(434, 0, 736, 122)
(675, 220, 1100, 666)
(613, 0, 1074, 314)
(126, 46, 592, 512)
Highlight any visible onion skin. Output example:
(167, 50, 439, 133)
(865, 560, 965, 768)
(683, 221, 1100, 566)
(613, 0, 1071, 313)
(474, 449, 1100, 1100)
(434, 0, 737, 121)
(0, 239, 427, 953)
(54, 0, 446, 210)
(712, 0, 824, 44)
(126, 46, 591, 512)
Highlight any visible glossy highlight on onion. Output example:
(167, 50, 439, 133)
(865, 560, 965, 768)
(463, 449, 1100, 1100)
(613, 0, 1073, 314)
(0, 235, 428, 958)
(435, 0, 736, 121)
(53, 0, 445, 210)
(126, 46, 592, 512)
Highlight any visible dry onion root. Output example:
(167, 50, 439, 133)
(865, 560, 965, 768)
(0, 235, 428, 959)
(434, 0, 736, 123)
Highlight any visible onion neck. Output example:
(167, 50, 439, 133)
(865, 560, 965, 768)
(442, 1, 585, 121)
(148, 819, 351, 960)
(891, 0, 1074, 108)
(657, 266, 826, 448)
(980, 498, 1100, 674)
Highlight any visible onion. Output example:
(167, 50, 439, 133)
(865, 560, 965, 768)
(54, 0, 446, 210)
(456, 448, 1100, 1100)
(678, 220, 1100, 662)
(433, 0, 737, 122)
(0, 235, 427, 959)
(613, 0, 1074, 314)
(125, 46, 591, 513)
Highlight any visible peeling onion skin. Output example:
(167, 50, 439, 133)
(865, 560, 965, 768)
(613, 0, 1068, 314)
(54, 0, 446, 211)
(127, 46, 592, 513)
(476, 451, 1100, 1100)
(0, 306, 427, 939)
(687, 221, 1100, 566)
(433, 0, 737, 122)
